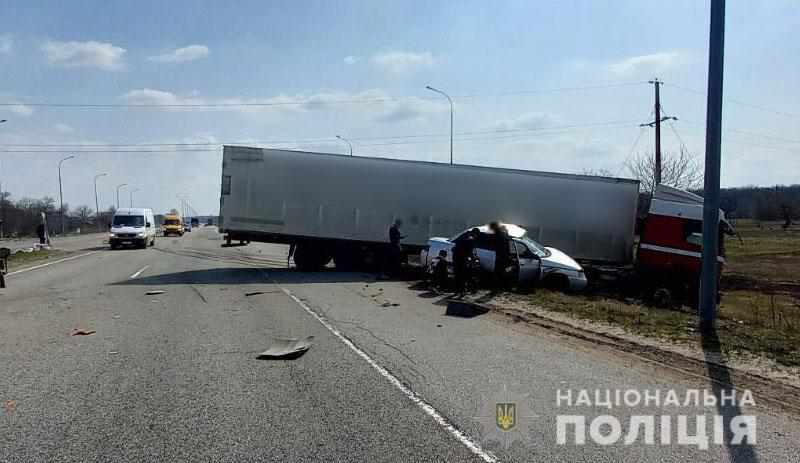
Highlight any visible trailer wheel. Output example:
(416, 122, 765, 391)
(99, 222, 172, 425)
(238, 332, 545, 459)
(333, 244, 363, 271)
(293, 242, 330, 271)
(652, 288, 673, 308)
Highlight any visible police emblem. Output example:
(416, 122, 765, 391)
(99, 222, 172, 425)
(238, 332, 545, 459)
(496, 403, 516, 431)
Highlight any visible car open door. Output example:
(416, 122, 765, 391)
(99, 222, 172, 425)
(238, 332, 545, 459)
(514, 239, 541, 285)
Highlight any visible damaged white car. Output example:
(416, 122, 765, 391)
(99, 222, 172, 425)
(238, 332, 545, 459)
(420, 223, 588, 291)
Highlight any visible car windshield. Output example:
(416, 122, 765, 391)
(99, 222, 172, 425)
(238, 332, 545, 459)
(520, 236, 550, 258)
(112, 215, 144, 227)
(164, 219, 180, 225)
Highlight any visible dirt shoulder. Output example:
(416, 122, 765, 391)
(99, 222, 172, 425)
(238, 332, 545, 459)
(435, 288, 800, 416)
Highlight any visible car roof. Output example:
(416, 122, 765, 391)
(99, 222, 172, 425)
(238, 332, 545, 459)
(459, 223, 527, 239)
(114, 208, 151, 216)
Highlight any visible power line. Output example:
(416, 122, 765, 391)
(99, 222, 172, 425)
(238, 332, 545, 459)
(616, 128, 646, 176)
(0, 119, 640, 150)
(0, 82, 647, 109)
(664, 82, 800, 118)
(678, 118, 800, 144)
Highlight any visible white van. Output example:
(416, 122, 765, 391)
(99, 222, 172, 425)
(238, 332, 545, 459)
(109, 208, 156, 249)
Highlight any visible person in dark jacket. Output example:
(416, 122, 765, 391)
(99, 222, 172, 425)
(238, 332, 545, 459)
(385, 219, 405, 277)
(490, 222, 511, 289)
(452, 228, 479, 293)
(36, 223, 46, 245)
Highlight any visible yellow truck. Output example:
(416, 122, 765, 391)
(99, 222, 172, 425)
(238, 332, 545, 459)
(162, 213, 184, 237)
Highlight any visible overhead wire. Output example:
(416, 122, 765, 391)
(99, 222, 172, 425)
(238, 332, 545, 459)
(664, 82, 800, 118)
(0, 81, 647, 110)
(0, 119, 640, 152)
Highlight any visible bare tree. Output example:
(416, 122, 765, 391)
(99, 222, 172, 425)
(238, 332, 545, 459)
(581, 168, 616, 177)
(626, 147, 703, 192)
(74, 205, 93, 224)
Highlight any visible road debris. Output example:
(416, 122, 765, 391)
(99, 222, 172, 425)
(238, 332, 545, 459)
(146, 290, 166, 295)
(4, 400, 16, 414)
(71, 328, 96, 336)
(256, 336, 314, 360)
(245, 290, 277, 297)
(445, 300, 489, 318)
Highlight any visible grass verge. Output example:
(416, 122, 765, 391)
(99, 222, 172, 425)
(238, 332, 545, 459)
(6, 249, 72, 271)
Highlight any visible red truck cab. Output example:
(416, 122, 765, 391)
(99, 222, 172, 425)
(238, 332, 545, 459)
(636, 185, 733, 305)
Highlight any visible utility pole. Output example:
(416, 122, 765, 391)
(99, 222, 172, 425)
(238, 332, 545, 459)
(640, 79, 677, 187)
(700, 0, 726, 332)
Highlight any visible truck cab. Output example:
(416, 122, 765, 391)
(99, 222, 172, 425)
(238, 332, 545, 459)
(162, 213, 184, 237)
(636, 185, 733, 304)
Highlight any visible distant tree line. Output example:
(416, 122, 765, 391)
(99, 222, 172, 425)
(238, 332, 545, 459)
(0, 189, 115, 237)
(716, 185, 800, 223)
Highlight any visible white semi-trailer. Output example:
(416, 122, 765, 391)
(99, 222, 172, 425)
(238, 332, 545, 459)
(218, 146, 641, 271)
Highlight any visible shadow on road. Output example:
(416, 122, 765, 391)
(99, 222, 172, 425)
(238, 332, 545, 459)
(701, 327, 759, 462)
(112, 267, 379, 286)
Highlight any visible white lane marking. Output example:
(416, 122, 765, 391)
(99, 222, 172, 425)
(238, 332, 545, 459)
(265, 273, 498, 463)
(6, 251, 97, 277)
(129, 265, 150, 280)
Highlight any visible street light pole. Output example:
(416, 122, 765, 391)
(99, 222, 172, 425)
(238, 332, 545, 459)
(58, 155, 75, 235)
(116, 183, 127, 209)
(94, 173, 107, 231)
(130, 188, 140, 208)
(336, 135, 353, 156)
(425, 85, 454, 165)
(699, 0, 726, 333)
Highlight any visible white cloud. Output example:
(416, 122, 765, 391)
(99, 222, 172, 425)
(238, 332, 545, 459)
(54, 123, 74, 134)
(607, 51, 682, 76)
(494, 112, 558, 132)
(370, 51, 435, 73)
(0, 34, 12, 54)
(374, 96, 447, 123)
(148, 45, 209, 63)
(118, 87, 445, 123)
(121, 88, 200, 106)
(343, 55, 360, 65)
(1, 104, 33, 117)
(42, 40, 126, 70)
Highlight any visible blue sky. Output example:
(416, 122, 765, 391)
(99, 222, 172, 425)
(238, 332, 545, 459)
(1, 0, 798, 214)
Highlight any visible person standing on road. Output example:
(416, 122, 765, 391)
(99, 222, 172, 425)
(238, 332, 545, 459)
(385, 219, 405, 277)
(452, 228, 479, 294)
(490, 221, 511, 290)
(36, 222, 46, 245)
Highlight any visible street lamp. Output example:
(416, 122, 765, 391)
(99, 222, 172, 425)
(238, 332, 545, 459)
(130, 188, 140, 207)
(58, 155, 76, 235)
(425, 85, 454, 165)
(336, 135, 353, 156)
(94, 173, 107, 231)
(116, 183, 127, 209)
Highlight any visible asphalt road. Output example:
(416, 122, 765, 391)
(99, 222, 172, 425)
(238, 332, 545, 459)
(1, 227, 797, 462)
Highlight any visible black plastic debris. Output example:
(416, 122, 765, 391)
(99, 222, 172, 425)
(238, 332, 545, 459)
(245, 290, 278, 297)
(256, 336, 314, 360)
(445, 300, 489, 318)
